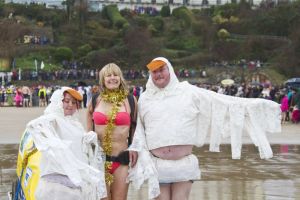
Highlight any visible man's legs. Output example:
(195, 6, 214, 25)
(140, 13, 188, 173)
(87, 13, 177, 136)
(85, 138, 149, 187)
(43, 99, 46, 106)
(155, 184, 171, 200)
(156, 181, 192, 200)
(171, 181, 192, 200)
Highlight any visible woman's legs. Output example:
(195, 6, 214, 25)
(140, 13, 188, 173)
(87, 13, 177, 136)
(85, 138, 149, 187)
(281, 112, 286, 123)
(156, 181, 193, 200)
(110, 165, 129, 200)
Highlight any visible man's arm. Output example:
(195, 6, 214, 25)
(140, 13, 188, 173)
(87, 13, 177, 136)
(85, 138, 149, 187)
(129, 95, 138, 167)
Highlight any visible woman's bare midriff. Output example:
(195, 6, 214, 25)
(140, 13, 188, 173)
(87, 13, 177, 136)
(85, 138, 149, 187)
(150, 145, 193, 160)
(95, 125, 130, 156)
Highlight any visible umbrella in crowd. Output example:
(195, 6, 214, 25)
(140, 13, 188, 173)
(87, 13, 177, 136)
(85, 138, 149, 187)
(221, 79, 234, 86)
(285, 77, 300, 88)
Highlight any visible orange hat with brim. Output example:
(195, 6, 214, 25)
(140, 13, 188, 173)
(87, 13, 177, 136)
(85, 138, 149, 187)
(66, 88, 83, 101)
(146, 60, 166, 71)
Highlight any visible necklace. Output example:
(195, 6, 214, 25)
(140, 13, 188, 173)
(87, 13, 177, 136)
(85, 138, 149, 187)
(100, 89, 128, 104)
(100, 89, 128, 185)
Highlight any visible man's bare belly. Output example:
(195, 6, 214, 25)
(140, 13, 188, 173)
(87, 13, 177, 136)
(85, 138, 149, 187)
(150, 145, 193, 160)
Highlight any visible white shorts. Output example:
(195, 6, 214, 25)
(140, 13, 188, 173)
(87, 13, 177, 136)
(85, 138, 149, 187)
(152, 154, 201, 184)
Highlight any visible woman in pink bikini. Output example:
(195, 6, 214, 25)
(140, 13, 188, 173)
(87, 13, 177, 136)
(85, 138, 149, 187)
(87, 63, 138, 200)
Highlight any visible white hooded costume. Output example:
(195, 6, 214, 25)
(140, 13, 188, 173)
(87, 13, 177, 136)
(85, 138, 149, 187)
(26, 87, 106, 200)
(127, 57, 281, 199)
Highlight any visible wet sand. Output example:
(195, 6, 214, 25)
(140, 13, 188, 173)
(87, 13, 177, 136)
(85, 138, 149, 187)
(1, 107, 300, 199)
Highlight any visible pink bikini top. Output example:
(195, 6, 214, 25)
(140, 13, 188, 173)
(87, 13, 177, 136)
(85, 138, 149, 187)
(93, 101, 131, 126)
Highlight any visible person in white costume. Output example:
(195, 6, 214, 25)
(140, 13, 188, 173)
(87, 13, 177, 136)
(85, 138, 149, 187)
(127, 57, 281, 200)
(26, 87, 106, 200)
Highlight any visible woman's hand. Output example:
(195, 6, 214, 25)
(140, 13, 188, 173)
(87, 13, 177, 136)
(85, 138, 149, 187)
(129, 151, 138, 167)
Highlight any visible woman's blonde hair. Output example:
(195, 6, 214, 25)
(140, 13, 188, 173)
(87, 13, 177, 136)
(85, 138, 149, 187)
(99, 63, 128, 92)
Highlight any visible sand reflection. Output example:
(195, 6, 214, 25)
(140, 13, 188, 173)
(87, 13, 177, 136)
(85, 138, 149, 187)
(1, 144, 300, 200)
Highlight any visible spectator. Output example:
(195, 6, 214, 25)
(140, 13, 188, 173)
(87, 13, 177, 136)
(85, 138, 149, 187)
(38, 86, 47, 107)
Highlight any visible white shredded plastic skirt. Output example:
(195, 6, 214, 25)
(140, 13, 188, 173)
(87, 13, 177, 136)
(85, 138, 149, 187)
(152, 154, 201, 184)
(35, 178, 82, 200)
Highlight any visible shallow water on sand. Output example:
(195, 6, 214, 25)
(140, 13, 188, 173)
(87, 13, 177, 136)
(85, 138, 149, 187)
(1, 144, 300, 200)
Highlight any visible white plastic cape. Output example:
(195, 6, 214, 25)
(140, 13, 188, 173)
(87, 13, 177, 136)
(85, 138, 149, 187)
(127, 57, 281, 199)
(27, 87, 107, 199)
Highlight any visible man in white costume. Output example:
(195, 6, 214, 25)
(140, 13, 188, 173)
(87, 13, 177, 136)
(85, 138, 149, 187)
(127, 57, 281, 200)
(18, 87, 107, 200)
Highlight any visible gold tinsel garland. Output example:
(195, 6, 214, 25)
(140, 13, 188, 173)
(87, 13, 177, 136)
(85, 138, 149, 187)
(100, 89, 128, 185)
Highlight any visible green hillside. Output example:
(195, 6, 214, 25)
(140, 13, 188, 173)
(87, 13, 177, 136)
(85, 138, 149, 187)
(0, 2, 300, 83)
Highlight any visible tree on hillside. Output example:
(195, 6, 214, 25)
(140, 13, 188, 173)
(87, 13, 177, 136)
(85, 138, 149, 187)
(77, 0, 88, 33)
(0, 19, 30, 62)
(122, 26, 161, 68)
(275, 26, 300, 76)
(161, 5, 171, 17)
(102, 5, 128, 29)
(212, 40, 241, 61)
(62, 0, 75, 22)
(84, 49, 116, 68)
(53, 47, 73, 63)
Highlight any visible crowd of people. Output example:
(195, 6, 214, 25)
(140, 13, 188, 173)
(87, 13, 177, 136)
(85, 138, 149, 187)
(0, 84, 144, 109)
(0, 67, 204, 83)
(10, 57, 300, 200)
(1, 77, 299, 123)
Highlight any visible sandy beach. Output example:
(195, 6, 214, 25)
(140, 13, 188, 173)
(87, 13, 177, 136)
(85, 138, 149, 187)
(0, 107, 88, 144)
(0, 107, 299, 200)
(0, 107, 299, 144)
